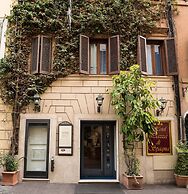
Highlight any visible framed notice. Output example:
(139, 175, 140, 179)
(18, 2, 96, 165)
(146, 120, 172, 155)
(58, 121, 73, 155)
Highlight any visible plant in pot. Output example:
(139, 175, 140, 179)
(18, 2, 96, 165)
(0, 153, 20, 185)
(111, 65, 158, 189)
(174, 142, 188, 188)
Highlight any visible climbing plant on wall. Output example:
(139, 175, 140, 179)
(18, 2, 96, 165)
(0, 0, 167, 154)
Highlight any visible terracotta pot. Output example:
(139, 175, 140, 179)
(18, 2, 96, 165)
(122, 174, 143, 190)
(2, 171, 19, 186)
(174, 174, 188, 188)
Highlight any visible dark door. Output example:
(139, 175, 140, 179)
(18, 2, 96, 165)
(80, 121, 116, 179)
(24, 119, 50, 178)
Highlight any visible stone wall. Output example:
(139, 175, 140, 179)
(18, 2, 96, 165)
(0, 98, 12, 154)
(18, 74, 178, 183)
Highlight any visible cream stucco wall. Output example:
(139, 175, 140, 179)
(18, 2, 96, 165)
(0, 0, 14, 154)
(17, 75, 178, 184)
(174, 2, 188, 139)
(0, 0, 13, 17)
(0, 99, 12, 154)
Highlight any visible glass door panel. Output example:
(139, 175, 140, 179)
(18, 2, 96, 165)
(26, 125, 48, 172)
(81, 121, 116, 179)
(24, 120, 50, 178)
(83, 125, 102, 170)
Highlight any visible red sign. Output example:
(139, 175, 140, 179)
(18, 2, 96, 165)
(146, 121, 172, 155)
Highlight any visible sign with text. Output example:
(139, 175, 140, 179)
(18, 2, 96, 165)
(58, 121, 73, 156)
(146, 121, 172, 155)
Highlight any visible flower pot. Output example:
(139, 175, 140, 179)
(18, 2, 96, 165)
(174, 174, 188, 188)
(2, 171, 19, 186)
(122, 174, 143, 190)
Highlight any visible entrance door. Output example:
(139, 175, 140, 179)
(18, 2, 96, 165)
(24, 120, 50, 178)
(80, 121, 116, 179)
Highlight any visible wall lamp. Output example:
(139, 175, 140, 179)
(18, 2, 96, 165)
(156, 97, 167, 116)
(33, 93, 41, 112)
(96, 94, 104, 113)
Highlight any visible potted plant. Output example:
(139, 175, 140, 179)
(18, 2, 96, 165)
(111, 65, 158, 189)
(0, 154, 20, 185)
(174, 142, 188, 187)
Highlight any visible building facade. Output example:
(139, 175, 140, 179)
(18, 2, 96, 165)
(0, 0, 187, 184)
(0, 0, 14, 154)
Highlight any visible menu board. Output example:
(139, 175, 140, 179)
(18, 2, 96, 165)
(146, 121, 172, 155)
(58, 121, 73, 155)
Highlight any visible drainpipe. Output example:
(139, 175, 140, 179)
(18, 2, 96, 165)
(166, 0, 182, 140)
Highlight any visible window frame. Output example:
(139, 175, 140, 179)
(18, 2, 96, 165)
(0, 18, 4, 45)
(89, 38, 109, 75)
(80, 35, 120, 75)
(31, 35, 52, 74)
(0, 17, 8, 59)
(146, 39, 166, 76)
(137, 35, 178, 76)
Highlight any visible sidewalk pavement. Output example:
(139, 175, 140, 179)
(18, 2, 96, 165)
(0, 182, 187, 194)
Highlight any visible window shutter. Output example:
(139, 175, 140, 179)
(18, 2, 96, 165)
(165, 38, 178, 75)
(109, 35, 120, 74)
(31, 36, 40, 74)
(137, 35, 147, 74)
(80, 35, 89, 74)
(40, 36, 52, 74)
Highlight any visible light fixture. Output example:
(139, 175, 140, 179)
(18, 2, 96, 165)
(156, 97, 167, 116)
(33, 93, 41, 112)
(96, 94, 104, 113)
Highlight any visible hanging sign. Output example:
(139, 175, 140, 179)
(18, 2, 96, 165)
(58, 121, 73, 155)
(146, 120, 172, 155)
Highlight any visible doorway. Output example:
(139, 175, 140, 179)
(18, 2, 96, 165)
(80, 121, 116, 179)
(24, 119, 50, 178)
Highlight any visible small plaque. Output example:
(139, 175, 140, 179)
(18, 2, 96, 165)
(58, 148, 72, 155)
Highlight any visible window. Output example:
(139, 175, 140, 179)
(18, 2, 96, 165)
(146, 40, 165, 75)
(0, 18, 8, 59)
(31, 35, 52, 74)
(138, 36, 178, 76)
(80, 35, 120, 75)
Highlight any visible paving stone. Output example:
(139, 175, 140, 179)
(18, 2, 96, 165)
(0, 182, 187, 194)
(75, 183, 125, 194)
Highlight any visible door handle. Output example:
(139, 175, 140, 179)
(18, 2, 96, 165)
(51, 156, 55, 172)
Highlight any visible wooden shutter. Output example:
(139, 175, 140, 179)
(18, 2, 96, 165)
(40, 36, 52, 74)
(80, 35, 89, 74)
(165, 38, 178, 75)
(31, 36, 40, 74)
(137, 35, 147, 74)
(109, 35, 120, 74)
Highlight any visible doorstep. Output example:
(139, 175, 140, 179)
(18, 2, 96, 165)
(22, 178, 50, 182)
(79, 179, 119, 183)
